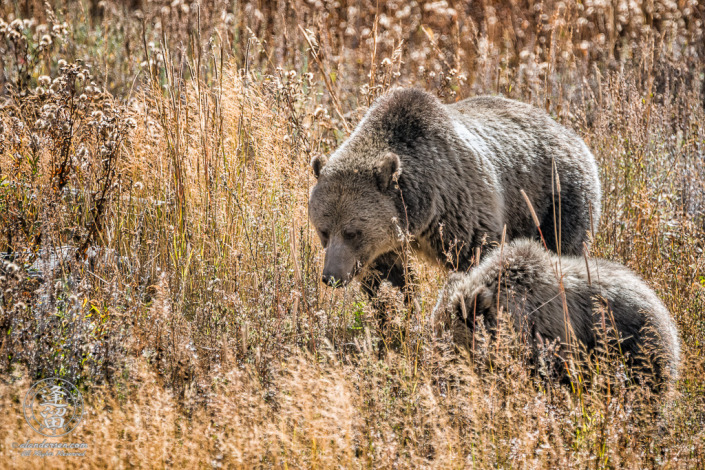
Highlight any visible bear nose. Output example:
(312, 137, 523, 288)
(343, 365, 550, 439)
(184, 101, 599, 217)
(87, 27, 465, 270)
(322, 273, 343, 287)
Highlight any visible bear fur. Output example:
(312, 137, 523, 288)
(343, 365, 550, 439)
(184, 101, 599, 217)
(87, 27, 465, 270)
(433, 238, 681, 384)
(308, 88, 602, 295)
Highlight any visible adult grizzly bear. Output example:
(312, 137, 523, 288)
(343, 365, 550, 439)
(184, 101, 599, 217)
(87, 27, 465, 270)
(308, 88, 601, 297)
(433, 239, 681, 384)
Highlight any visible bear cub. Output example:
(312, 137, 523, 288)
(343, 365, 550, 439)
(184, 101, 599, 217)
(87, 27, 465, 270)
(433, 239, 680, 385)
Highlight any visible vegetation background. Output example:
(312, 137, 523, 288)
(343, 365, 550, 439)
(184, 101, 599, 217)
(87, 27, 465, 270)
(0, 0, 704, 467)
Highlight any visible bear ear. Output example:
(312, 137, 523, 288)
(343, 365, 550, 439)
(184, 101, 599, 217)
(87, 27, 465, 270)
(455, 286, 493, 322)
(311, 155, 328, 179)
(474, 286, 494, 313)
(374, 152, 402, 190)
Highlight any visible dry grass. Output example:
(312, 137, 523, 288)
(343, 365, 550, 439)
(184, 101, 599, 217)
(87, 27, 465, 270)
(0, 0, 704, 468)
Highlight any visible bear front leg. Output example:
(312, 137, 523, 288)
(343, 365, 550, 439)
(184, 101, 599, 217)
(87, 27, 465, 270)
(360, 251, 414, 333)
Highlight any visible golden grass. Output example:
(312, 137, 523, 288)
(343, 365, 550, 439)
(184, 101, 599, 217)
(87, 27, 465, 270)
(0, 1, 704, 468)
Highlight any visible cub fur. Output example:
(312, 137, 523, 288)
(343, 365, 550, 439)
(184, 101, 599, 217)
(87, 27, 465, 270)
(433, 238, 681, 385)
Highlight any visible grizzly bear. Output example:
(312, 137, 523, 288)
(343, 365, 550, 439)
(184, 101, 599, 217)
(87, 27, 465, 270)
(308, 88, 601, 298)
(433, 238, 681, 384)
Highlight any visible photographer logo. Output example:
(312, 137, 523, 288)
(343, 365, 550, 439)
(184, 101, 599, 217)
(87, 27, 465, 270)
(23, 378, 84, 437)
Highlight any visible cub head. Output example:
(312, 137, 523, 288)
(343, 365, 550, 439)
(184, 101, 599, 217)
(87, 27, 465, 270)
(308, 152, 402, 287)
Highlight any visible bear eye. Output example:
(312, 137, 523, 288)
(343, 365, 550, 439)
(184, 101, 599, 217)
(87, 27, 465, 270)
(343, 229, 360, 241)
(318, 230, 329, 246)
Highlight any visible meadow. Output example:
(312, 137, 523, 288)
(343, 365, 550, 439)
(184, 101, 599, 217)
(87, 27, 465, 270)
(0, 0, 704, 467)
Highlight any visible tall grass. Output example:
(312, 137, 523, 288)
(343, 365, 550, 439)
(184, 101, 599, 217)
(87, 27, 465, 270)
(0, 0, 704, 468)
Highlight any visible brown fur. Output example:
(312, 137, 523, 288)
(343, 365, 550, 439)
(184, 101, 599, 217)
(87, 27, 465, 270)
(309, 88, 601, 299)
(433, 239, 681, 385)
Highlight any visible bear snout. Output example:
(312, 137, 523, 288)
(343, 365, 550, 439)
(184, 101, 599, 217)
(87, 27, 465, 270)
(322, 244, 356, 287)
(321, 272, 347, 287)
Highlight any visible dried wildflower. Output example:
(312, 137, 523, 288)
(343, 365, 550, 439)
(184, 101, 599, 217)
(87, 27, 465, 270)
(313, 106, 326, 118)
(51, 23, 68, 35)
(5, 262, 19, 274)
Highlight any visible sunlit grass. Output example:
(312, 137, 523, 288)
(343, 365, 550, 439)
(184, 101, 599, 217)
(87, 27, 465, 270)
(0, 1, 704, 468)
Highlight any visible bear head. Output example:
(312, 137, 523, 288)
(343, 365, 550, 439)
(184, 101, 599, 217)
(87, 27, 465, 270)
(308, 151, 402, 287)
